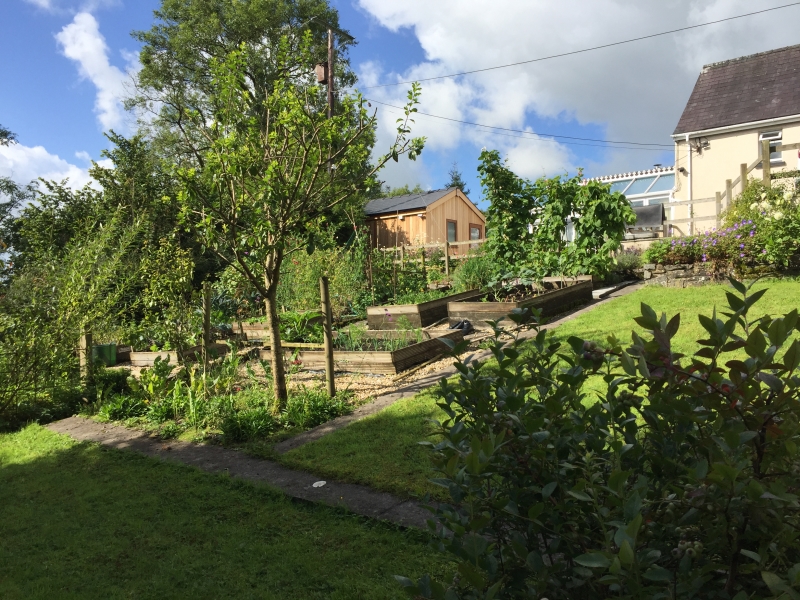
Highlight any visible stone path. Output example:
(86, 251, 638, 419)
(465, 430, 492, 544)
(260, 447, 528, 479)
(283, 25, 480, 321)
(47, 283, 642, 529)
(47, 416, 432, 529)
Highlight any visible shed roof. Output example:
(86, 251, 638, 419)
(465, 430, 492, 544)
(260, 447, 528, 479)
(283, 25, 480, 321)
(674, 44, 800, 135)
(364, 187, 457, 216)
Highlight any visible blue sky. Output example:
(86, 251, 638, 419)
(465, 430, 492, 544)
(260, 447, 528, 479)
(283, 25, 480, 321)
(2, 0, 799, 206)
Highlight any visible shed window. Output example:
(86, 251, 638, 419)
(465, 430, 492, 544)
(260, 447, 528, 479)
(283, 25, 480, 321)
(447, 220, 457, 243)
(760, 131, 783, 163)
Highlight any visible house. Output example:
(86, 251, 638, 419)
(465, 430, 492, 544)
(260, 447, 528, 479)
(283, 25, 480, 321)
(364, 187, 486, 250)
(671, 44, 800, 235)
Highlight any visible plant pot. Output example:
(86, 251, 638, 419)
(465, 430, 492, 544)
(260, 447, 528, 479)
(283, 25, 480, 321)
(91, 343, 117, 367)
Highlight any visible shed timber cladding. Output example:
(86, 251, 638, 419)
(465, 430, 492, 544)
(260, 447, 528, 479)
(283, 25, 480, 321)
(674, 44, 800, 135)
(364, 187, 485, 248)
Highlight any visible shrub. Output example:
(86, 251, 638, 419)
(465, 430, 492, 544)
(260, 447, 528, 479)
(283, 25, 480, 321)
(399, 279, 800, 598)
(97, 395, 147, 422)
(613, 248, 642, 273)
(451, 251, 493, 292)
(281, 387, 352, 429)
(221, 407, 278, 442)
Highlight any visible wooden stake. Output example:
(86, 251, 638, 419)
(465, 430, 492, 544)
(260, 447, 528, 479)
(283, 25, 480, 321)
(79, 326, 93, 386)
(420, 247, 427, 284)
(716, 191, 722, 229)
(327, 29, 334, 119)
(725, 179, 733, 213)
(202, 281, 211, 370)
(762, 139, 772, 187)
(319, 276, 336, 397)
(444, 241, 450, 276)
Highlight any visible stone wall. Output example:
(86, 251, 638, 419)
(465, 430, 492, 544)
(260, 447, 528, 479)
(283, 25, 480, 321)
(640, 263, 724, 288)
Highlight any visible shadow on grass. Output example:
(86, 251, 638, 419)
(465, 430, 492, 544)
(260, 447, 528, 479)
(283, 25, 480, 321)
(0, 425, 448, 600)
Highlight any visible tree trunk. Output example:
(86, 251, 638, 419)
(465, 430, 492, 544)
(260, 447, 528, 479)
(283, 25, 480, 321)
(264, 282, 288, 408)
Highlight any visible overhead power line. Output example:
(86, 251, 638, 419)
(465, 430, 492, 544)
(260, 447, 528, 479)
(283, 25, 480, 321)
(368, 99, 673, 151)
(360, 2, 800, 89)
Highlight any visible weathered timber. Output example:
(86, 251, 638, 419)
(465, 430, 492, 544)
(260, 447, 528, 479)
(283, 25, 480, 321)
(129, 343, 230, 367)
(258, 330, 464, 374)
(448, 277, 593, 324)
(367, 289, 482, 330)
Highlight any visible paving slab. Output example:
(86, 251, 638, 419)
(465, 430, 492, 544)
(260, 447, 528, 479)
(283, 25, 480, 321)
(274, 282, 643, 454)
(47, 416, 432, 529)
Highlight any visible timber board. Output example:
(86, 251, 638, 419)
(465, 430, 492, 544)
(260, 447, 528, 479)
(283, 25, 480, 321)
(366, 289, 482, 329)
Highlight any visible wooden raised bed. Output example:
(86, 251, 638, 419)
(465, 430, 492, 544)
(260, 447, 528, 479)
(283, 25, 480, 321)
(448, 277, 593, 324)
(259, 329, 464, 374)
(367, 290, 482, 330)
(129, 343, 230, 367)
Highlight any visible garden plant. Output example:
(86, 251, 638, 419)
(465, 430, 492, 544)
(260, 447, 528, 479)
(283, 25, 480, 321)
(399, 278, 800, 598)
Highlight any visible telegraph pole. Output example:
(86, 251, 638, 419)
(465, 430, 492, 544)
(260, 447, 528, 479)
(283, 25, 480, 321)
(327, 28, 334, 119)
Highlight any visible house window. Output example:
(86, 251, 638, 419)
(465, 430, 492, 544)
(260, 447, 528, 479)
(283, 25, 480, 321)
(760, 131, 783, 163)
(469, 224, 482, 241)
(447, 220, 457, 243)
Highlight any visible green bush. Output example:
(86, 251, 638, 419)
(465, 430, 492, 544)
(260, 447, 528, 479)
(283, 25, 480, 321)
(281, 387, 352, 429)
(221, 407, 278, 442)
(400, 279, 800, 598)
(97, 395, 147, 422)
(451, 251, 493, 292)
(613, 248, 642, 273)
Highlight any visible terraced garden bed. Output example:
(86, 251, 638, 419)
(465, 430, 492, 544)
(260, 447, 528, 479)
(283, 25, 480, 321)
(366, 289, 482, 330)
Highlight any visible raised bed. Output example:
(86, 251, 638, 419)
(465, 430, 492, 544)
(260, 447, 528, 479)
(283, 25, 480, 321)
(367, 290, 482, 330)
(448, 276, 593, 324)
(259, 329, 464, 375)
(129, 343, 230, 367)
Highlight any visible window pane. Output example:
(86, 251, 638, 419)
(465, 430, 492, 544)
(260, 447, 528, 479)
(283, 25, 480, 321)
(624, 176, 658, 196)
(447, 221, 457, 242)
(648, 196, 670, 205)
(648, 174, 675, 193)
(630, 200, 645, 207)
(609, 180, 632, 193)
(469, 226, 481, 240)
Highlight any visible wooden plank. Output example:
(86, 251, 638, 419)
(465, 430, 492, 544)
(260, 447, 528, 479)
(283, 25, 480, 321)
(775, 142, 800, 152)
(763, 139, 771, 186)
(664, 217, 716, 225)
(366, 289, 482, 330)
(665, 197, 716, 207)
(448, 280, 593, 323)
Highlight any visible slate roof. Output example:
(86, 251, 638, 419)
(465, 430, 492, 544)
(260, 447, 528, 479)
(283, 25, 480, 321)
(364, 187, 457, 216)
(674, 44, 800, 135)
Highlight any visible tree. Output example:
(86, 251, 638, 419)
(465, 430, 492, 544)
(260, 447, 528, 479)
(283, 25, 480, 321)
(0, 125, 36, 284)
(383, 183, 425, 197)
(445, 161, 469, 196)
(176, 43, 425, 405)
(129, 0, 354, 166)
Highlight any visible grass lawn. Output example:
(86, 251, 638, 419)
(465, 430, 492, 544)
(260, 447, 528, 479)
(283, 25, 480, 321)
(281, 278, 800, 500)
(0, 425, 449, 599)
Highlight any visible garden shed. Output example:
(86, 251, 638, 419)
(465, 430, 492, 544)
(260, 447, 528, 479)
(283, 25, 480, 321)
(364, 187, 485, 249)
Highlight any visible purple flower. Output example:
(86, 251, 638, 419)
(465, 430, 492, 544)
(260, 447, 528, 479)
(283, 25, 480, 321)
(740, 253, 745, 258)
(702, 254, 707, 262)
(740, 244, 745, 249)
(762, 249, 768, 254)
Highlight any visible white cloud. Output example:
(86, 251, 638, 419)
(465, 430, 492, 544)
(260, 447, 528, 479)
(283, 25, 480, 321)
(0, 143, 94, 189)
(357, 0, 800, 177)
(23, 0, 55, 10)
(55, 12, 130, 131)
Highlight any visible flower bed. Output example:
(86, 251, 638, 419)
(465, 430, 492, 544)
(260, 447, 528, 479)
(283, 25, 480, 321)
(260, 329, 465, 374)
(447, 277, 593, 324)
(366, 289, 483, 330)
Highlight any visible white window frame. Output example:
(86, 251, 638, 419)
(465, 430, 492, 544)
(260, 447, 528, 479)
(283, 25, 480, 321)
(759, 130, 783, 163)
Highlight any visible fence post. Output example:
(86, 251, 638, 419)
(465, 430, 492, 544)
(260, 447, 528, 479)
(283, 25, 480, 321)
(319, 276, 335, 397)
(725, 179, 733, 213)
(444, 241, 450, 276)
(202, 281, 211, 371)
(79, 326, 93, 386)
(399, 244, 405, 269)
(716, 192, 722, 229)
(762, 139, 772, 187)
(740, 163, 748, 194)
(420, 247, 427, 284)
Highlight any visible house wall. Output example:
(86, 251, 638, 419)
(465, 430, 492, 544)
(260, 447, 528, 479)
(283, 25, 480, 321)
(367, 190, 486, 249)
(426, 191, 486, 251)
(671, 120, 800, 236)
(368, 213, 427, 248)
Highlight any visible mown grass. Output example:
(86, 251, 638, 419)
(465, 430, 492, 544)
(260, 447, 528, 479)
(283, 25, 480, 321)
(0, 425, 450, 599)
(281, 279, 800, 499)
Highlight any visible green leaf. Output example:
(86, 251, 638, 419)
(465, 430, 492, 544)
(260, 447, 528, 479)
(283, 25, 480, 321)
(568, 490, 593, 502)
(729, 277, 747, 294)
(542, 482, 558, 498)
(618, 540, 635, 565)
(761, 571, 787, 595)
(642, 566, 672, 582)
(740, 549, 762, 562)
(574, 553, 611, 568)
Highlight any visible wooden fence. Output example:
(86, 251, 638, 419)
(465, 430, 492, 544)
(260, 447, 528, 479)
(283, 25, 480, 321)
(666, 140, 800, 234)
(378, 238, 486, 275)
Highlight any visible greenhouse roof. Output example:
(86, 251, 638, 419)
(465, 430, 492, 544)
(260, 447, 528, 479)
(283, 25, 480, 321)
(587, 166, 675, 197)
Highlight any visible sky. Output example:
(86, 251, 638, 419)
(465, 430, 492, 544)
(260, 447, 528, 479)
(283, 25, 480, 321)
(1, 0, 800, 207)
